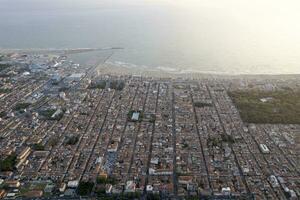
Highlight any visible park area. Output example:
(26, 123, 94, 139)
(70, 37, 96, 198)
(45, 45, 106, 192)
(229, 90, 300, 124)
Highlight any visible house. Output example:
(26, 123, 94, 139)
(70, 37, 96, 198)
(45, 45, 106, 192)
(106, 184, 113, 194)
(59, 183, 67, 193)
(146, 185, 153, 192)
(178, 176, 193, 185)
(18, 147, 31, 160)
(24, 190, 43, 198)
(5, 180, 20, 188)
(221, 187, 231, 195)
(44, 184, 55, 193)
(99, 171, 108, 179)
(67, 180, 79, 188)
(125, 181, 136, 193)
(0, 190, 7, 198)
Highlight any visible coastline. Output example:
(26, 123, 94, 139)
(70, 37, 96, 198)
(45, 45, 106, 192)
(98, 62, 300, 79)
(1, 48, 300, 79)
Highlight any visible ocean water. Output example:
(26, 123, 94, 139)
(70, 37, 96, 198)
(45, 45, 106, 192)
(1, 0, 300, 74)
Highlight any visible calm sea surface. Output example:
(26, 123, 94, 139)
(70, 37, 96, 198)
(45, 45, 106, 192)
(1, 0, 300, 74)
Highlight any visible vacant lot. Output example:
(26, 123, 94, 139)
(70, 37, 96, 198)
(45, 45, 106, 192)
(229, 90, 300, 124)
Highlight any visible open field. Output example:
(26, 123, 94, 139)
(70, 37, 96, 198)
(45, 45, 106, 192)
(229, 90, 300, 124)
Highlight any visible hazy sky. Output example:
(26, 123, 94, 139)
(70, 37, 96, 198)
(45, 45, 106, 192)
(1, 0, 300, 73)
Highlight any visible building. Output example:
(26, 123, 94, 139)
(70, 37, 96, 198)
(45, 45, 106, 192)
(68, 73, 84, 81)
(178, 176, 193, 185)
(99, 171, 108, 179)
(259, 144, 270, 154)
(106, 184, 113, 194)
(4, 180, 20, 188)
(59, 183, 67, 193)
(44, 184, 55, 193)
(108, 142, 118, 152)
(51, 108, 63, 119)
(18, 147, 31, 160)
(125, 181, 136, 193)
(131, 112, 140, 121)
(0, 190, 7, 198)
(269, 175, 279, 187)
(221, 187, 231, 195)
(24, 190, 43, 198)
(146, 185, 153, 192)
(67, 180, 79, 188)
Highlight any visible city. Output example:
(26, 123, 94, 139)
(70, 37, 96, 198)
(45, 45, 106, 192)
(0, 52, 299, 199)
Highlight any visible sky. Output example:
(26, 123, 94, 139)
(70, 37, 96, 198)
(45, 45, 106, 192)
(1, 0, 300, 73)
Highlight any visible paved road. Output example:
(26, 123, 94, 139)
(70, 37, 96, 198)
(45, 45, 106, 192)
(171, 83, 178, 197)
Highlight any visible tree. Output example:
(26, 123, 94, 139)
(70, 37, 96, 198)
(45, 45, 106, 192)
(32, 143, 45, 151)
(65, 135, 79, 145)
(0, 154, 17, 171)
(14, 103, 31, 111)
(194, 102, 212, 108)
(0, 64, 11, 72)
(77, 181, 94, 196)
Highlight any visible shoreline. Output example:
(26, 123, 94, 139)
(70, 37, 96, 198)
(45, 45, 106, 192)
(1, 49, 300, 78)
(97, 62, 300, 79)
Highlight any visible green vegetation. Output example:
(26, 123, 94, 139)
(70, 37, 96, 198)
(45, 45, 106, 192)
(122, 192, 141, 199)
(207, 137, 221, 148)
(95, 186, 106, 195)
(58, 87, 69, 92)
(0, 183, 9, 190)
(0, 63, 11, 72)
(89, 80, 106, 89)
(146, 193, 161, 200)
(96, 176, 107, 184)
(0, 111, 7, 118)
(19, 185, 32, 195)
(14, 102, 31, 111)
(77, 181, 94, 196)
(194, 101, 212, 108)
(65, 135, 79, 145)
(39, 109, 64, 120)
(149, 114, 156, 123)
(89, 80, 125, 91)
(186, 197, 201, 200)
(96, 192, 143, 200)
(229, 90, 300, 124)
(48, 136, 59, 147)
(39, 109, 56, 118)
(96, 195, 114, 200)
(32, 143, 45, 151)
(110, 80, 125, 91)
(52, 110, 64, 121)
(207, 134, 234, 148)
(0, 154, 17, 171)
(0, 88, 12, 94)
(220, 134, 235, 144)
(95, 176, 117, 198)
(96, 176, 117, 185)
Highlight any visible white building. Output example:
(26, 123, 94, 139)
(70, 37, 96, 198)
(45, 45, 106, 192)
(67, 180, 79, 188)
(259, 144, 270, 154)
(131, 112, 140, 121)
(125, 181, 136, 193)
(221, 187, 231, 195)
